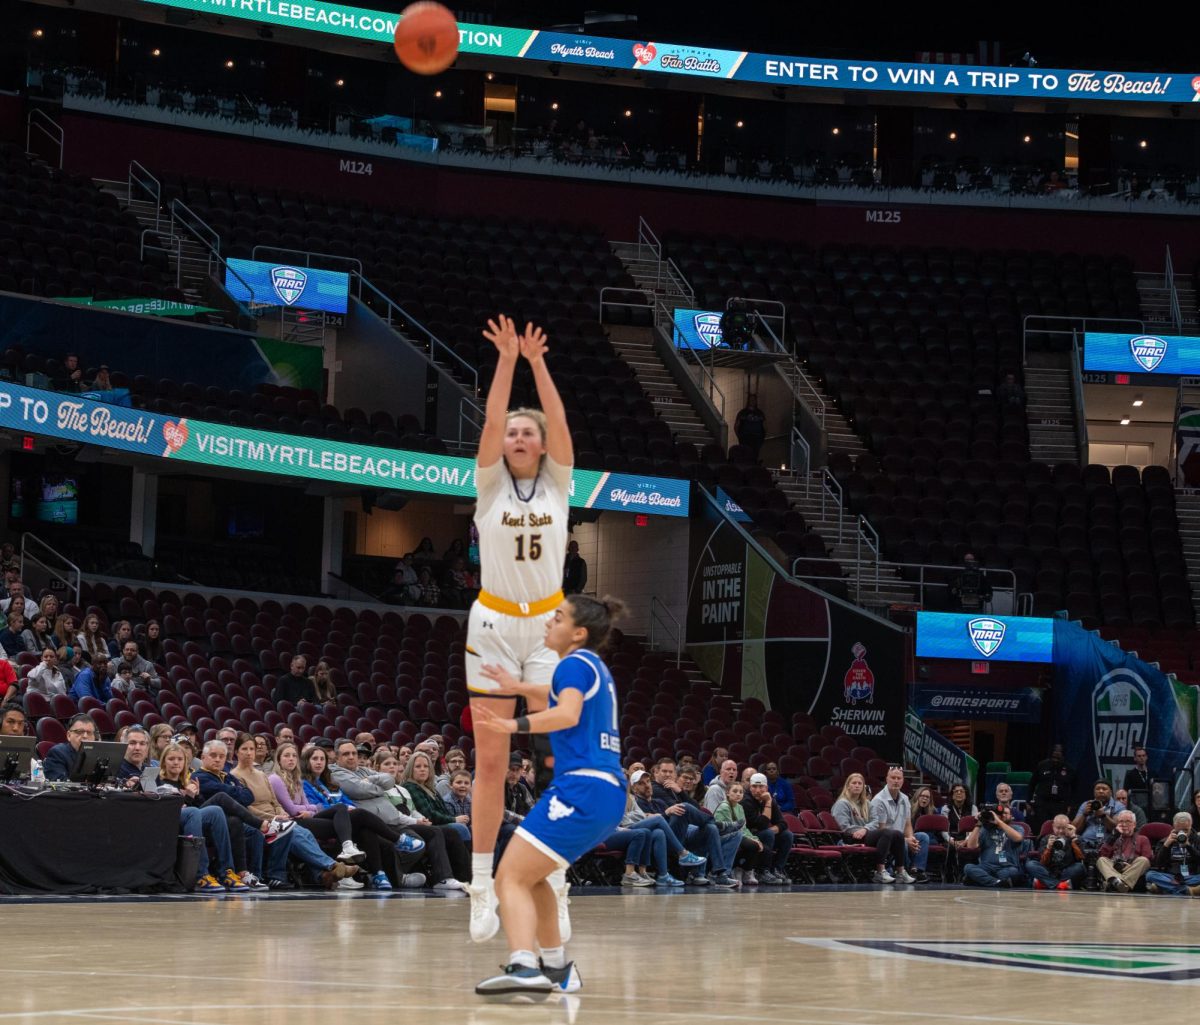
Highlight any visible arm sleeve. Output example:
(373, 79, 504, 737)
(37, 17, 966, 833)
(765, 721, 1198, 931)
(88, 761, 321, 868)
(269, 775, 309, 816)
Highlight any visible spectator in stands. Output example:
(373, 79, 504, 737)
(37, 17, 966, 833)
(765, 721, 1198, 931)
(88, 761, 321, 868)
(1073, 780, 1124, 846)
(57, 645, 86, 688)
(404, 750, 471, 842)
(502, 751, 535, 822)
(253, 735, 272, 769)
(387, 555, 422, 604)
(395, 745, 412, 774)
(217, 727, 238, 765)
(0, 579, 27, 617)
(993, 782, 1025, 821)
(435, 748, 468, 800)
(148, 723, 173, 764)
(61, 353, 85, 392)
(43, 713, 96, 781)
(762, 761, 795, 813)
(444, 769, 473, 819)
(734, 395, 767, 459)
(832, 772, 907, 883)
(702, 747, 729, 786)
(26, 647, 67, 697)
(1031, 744, 1074, 828)
(962, 805, 1025, 887)
(742, 773, 794, 884)
(949, 553, 992, 612)
(269, 741, 366, 866)
(138, 619, 164, 664)
(869, 767, 930, 883)
(562, 540, 587, 596)
(113, 639, 160, 693)
(940, 783, 978, 838)
(309, 661, 336, 706)
(1097, 810, 1152, 893)
(678, 763, 706, 803)
(444, 557, 479, 609)
(1146, 812, 1200, 896)
(115, 725, 154, 789)
(995, 372, 1026, 410)
(626, 770, 710, 886)
(740, 767, 756, 786)
(111, 662, 136, 696)
(76, 613, 108, 660)
(26, 614, 59, 654)
(106, 620, 133, 658)
(703, 758, 739, 812)
(1025, 814, 1085, 890)
(1, 704, 26, 735)
(654, 757, 739, 882)
(0, 613, 29, 654)
(0, 658, 17, 705)
(355, 733, 377, 755)
(410, 537, 438, 567)
(38, 595, 59, 623)
(715, 781, 761, 886)
(1122, 746, 1152, 819)
(416, 567, 441, 607)
(53, 615, 76, 650)
(1114, 789, 1147, 830)
(274, 655, 315, 705)
(228, 732, 362, 890)
(91, 365, 112, 390)
(911, 787, 935, 829)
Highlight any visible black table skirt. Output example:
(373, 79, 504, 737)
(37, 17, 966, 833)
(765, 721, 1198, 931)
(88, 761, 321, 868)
(0, 789, 182, 894)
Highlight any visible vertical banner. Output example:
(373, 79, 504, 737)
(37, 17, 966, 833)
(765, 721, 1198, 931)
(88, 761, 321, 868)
(1053, 619, 1196, 789)
(1177, 406, 1200, 487)
(903, 711, 979, 794)
(687, 495, 907, 758)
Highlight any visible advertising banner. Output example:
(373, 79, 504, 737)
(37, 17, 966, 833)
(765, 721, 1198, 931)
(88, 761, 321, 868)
(140, 0, 1199, 105)
(915, 612, 1055, 663)
(225, 259, 351, 313)
(909, 685, 1044, 723)
(1176, 406, 1200, 486)
(1052, 619, 1196, 790)
(55, 296, 220, 318)
(1084, 332, 1200, 376)
(687, 492, 906, 757)
(0, 379, 689, 517)
(673, 308, 727, 351)
(903, 711, 979, 794)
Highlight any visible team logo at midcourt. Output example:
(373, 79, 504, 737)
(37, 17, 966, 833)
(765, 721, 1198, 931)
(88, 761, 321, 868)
(270, 266, 308, 306)
(967, 617, 1006, 657)
(694, 312, 724, 348)
(788, 939, 1200, 983)
(1129, 334, 1168, 371)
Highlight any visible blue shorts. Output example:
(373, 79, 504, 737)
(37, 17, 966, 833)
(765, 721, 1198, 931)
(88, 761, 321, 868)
(515, 772, 627, 869)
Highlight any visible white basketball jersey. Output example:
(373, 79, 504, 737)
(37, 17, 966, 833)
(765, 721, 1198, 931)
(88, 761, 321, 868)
(474, 455, 571, 603)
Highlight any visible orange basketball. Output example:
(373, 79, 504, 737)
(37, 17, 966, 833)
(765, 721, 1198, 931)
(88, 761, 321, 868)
(393, 2, 460, 76)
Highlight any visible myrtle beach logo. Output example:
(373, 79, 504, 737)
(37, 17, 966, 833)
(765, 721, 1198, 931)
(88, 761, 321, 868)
(967, 617, 1006, 658)
(270, 266, 308, 306)
(694, 312, 724, 348)
(1130, 334, 1167, 372)
(633, 42, 656, 66)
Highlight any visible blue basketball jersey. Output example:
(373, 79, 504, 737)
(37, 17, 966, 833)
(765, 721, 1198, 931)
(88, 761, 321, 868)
(548, 648, 623, 780)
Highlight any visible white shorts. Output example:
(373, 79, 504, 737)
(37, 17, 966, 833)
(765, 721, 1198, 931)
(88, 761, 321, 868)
(465, 599, 559, 696)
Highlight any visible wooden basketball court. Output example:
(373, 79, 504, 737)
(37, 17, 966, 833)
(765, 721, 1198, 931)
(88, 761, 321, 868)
(2, 887, 1196, 1023)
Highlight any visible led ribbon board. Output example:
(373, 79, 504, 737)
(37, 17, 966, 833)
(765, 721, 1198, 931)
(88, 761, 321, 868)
(1084, 332, 1200, 376)
(140, 0, 1199, 104)
(915, 612, 1055, 663)
(0, 380, 689, 517)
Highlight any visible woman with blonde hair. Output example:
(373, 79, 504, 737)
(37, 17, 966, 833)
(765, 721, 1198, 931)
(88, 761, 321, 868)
(830, 772, 906, 884)
(309, 660, 336, 705)
(148, 723, 173, 764)
(268, 741, 364, 865)
(76, 612, 108, 659)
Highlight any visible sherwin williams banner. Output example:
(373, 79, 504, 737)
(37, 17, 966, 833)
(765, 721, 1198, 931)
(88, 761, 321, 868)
(138, 0, 1199, 104)
(0, 379, 689, 517)
(915, 612, 1055, 663)
(225, 259, 350, 313)
(1084, 332, 1200, 376)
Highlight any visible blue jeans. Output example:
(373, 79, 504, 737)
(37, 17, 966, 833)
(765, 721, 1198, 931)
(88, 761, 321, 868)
(963, 861, 1022, 886)
(683, 820, 724, 872)
(753, 828, 794, 872)
(1026, 861, 1084, 887)
(907, 832, 930, 872)
(603, 828, 650, 869)
(718, 829, 742, 873)
(629, 816, 686, 855)
(1145, 870, 1200, 894)
(266, 819, 335, 880)
(180, 805, 232, 880)
(445, 821, 472, 845)
(242, 825, 264, 878)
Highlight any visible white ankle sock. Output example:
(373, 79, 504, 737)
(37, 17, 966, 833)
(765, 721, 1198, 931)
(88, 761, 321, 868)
(541, 945, 565, 969)
(510, 949, 539, 970)
(472, 853, 494, 882)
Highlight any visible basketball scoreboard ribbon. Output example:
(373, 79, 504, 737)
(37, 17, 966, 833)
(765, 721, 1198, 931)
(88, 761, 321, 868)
(0, 379, 689, 517)
(139, 0, 1200, 105)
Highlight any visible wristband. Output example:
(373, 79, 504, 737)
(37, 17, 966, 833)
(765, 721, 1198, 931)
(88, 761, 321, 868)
(515, 715, 531, 734)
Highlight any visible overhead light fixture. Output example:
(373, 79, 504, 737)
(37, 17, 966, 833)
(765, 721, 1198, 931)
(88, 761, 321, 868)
(151, 47, 161, 57)
(1139, 139, 1148, 148)
(1132, 396, 1144, 407)
(1120, 417, 1131, 426)
(550, 101, 558, 110)
(949, 131, 958, 140)
(434, 89, 442, 97)
(1023, 134, 1032, 143)
(224, 59, 235, 69)
(624, 109, 632, 117)
(486, 72, 495, 81)
(335, 78, 345, 87)
(736, 120, 744, 128)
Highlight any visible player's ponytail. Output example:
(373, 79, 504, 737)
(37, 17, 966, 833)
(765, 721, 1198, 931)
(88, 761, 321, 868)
(566, 594, 626, 651)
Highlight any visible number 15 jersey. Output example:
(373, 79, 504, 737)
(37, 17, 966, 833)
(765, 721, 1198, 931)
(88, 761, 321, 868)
(474, 454, 571, 604)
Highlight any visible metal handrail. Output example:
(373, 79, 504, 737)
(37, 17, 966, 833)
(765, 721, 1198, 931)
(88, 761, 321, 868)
(20, 532, 81, 607)
(820, 467, 844, 543)
(355, 275, 479, 394)
(128, 160, 161, 231)
(597, 285, 653, 322)
(648, 596, 682, 668)
(251, 244, 363, 278)
(636, 215, 662, 264)
(26, 109, 63, 168)
(1022, 314, 1145, 367)
(657, 297, 725, 417)
(727, 295, 788, 348)
(1166, 245, 1183, 332)
(857, 515, 881, 600)
(663, 256, 695, 303)
(168, 200, 257, 313)
(170, 198, 219, 253)
(458, 395, 485, 445)
(747, 301, 827, 432)
(1070, 329, 1090, 464)
(790, 425, 811, 473)
(789, 556, 1022, 611)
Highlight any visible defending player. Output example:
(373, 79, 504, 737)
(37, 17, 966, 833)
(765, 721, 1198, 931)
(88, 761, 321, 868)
(472, 595, 627, 996)
(466, 315, 573, 943)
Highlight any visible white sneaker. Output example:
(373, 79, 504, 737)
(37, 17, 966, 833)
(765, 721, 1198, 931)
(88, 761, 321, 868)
(337, 876, 365, 890)
(475, 963, 553, 995)
(468, 881, 501, 942)
(549, 871, 572, 944)
(239, 872, 269, 891)
(732, 867, 744, 884)
(338, 840, 367, 863)
(433, 878, 466, 891)
(399, 873, 426, 889)
(743, 870, 758, 886)
(871, 869, 895, 884)
(895, 868, 917, 884)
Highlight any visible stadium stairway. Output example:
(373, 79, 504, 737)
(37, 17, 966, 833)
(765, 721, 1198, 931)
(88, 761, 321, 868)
(1135, 268, 1200, 332)
(1173, 490, 1200, 610)
(1023, 367, 1079, 465)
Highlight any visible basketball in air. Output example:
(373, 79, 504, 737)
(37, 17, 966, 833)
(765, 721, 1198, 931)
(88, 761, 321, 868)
(393, 2, 460, 75)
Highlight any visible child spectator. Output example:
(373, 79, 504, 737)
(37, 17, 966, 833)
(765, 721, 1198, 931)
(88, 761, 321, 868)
(714, 781, 761, 886)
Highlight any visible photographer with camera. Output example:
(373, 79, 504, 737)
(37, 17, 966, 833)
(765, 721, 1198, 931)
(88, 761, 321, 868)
(1096, 810, 1152, 893)
(948, 553, 993, 613)
(1025, 815, 1085, 891)
(962, 804, 1025, 887)
(1072, 780, 1124, 845)
(1145, 812, 1200, 896)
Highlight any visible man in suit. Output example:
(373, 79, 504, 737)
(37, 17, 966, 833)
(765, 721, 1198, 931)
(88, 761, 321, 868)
(43, 713, 97, 781)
